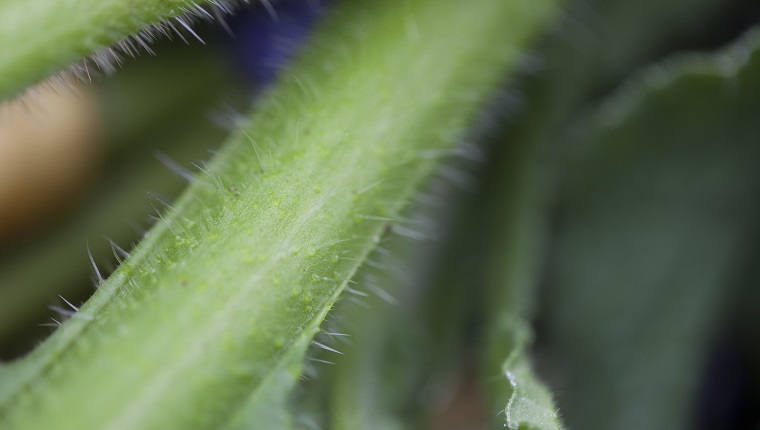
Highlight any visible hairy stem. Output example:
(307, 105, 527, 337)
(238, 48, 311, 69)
(0, 0, 557, 428)
(0, 0, 232, 98)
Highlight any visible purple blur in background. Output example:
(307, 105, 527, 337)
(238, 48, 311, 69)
(229, 0, 325, 87)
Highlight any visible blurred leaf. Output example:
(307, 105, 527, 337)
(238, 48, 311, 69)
(540, 29, 760, 430)
(474, 127, 563, 430)
(501, 319, 562, 430)
(548, 0, 756, 100)
(503, 0, 759, 206)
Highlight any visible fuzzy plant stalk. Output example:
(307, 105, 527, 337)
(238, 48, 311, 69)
(0, 0, 558, 428)
(0, 0, 240, 98)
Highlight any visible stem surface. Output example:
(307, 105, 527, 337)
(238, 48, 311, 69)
(0, 0, 557, 428)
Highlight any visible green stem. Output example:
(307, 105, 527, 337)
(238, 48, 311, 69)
(0, 0, 557, 428)
(0, 0, 223, 98)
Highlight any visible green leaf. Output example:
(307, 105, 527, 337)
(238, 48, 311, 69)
(0, 0, 558, 428)
(476, 133, 563, 430)
(501, 319, 562, 430)
(541, 29, 760, 430)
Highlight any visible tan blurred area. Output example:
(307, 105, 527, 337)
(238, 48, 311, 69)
(0, 76, 101, 244)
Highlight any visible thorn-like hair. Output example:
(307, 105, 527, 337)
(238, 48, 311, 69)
(66, 0, 250, 84)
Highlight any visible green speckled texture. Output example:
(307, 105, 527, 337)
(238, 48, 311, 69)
(0, 0, 557, 428)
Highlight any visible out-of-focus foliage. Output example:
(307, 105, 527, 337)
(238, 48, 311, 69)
(541, 30, 760, 430)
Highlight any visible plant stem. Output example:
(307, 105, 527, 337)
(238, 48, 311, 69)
(0, 0, 225, 98)
(0, 0, 557, 428)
